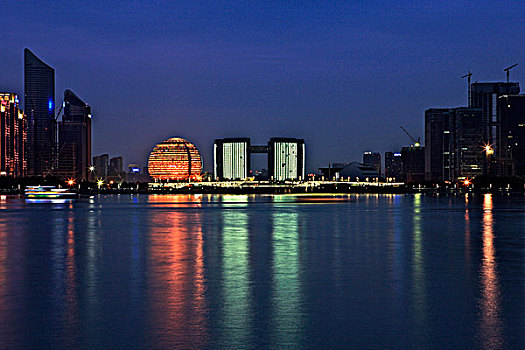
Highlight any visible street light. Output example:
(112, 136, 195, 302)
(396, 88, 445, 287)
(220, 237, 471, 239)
(89, 165, 95, 182)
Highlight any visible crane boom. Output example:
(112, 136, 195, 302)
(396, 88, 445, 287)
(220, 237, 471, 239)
(504, 63, 518, 83)
(400, 126, 421, 147)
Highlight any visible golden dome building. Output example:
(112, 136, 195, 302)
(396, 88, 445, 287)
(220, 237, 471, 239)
(148, 137, 202, 181)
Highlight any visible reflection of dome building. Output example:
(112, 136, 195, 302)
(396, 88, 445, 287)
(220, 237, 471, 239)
(148, 137, 202, 180)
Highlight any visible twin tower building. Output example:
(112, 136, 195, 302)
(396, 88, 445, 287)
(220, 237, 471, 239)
(1, 49, 91, 179)
(214, 138, 305, 181)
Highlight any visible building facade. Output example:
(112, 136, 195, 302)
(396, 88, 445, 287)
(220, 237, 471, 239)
(214, 138, 250, 180)
(498, 94, 525, 176)
(402, 146, 425, 183)
(363, 152, 381, 174)
(268, 138, 305, 181)
(109, 156, 124, 180)
(385, 151, 403, 180)
(93, 154, 109, 178)
(425, 108, 455, 182)
(470, 82, 520, 175)
(24, 49, 56, 176)
(0, 93, 27, 177)
(425, 107, 484, 182)
(455, 108, 484, 180)
(57, 90, 91, 180)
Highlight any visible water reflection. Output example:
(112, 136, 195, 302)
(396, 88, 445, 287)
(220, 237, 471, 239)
(0, 213, 10, 341)
(147, 195, 207, 348)
(479, 194, 503, 348)
(220, 196, 252, 347)
(412, 194, 428, 340)
(464, 194, 471, 266)
(0, 194, 522, 348)
(271, 203, 304, 348)
(64, 211, 79, 344)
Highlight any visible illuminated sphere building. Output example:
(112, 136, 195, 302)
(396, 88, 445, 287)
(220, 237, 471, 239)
(148, 137, 202, 180)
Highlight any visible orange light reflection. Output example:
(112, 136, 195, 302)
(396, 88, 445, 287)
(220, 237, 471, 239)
(148, 195, 207, 347)
(479, 194, 502, 348)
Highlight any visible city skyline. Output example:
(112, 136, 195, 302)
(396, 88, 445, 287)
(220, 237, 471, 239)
(1, 1, 524, 172)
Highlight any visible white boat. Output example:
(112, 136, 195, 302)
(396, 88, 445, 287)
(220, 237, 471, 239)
(24, 186, 77, 199)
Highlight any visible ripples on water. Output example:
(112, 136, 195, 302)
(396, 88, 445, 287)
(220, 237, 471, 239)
(0, 194, 523, 349)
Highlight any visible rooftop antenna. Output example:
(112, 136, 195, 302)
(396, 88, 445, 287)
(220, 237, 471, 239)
(461, 70, 472, 107)
(504, 63, 518, 83)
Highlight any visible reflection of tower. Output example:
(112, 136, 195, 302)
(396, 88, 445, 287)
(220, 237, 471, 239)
(479, 194, 501, 348)
(220, 196, 252, 347)
(271, 202, 303, 348)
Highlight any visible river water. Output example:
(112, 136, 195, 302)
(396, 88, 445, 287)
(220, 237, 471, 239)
(0, 194, 523, 349)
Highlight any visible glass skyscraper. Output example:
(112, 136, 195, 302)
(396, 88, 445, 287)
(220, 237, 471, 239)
(58, 90, 92, 180)
(24, 49, 55, 176)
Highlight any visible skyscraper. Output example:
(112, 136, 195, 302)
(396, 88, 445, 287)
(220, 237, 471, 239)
(214, 138, 250, 180)
(425, 108, 456, 182)
(470, 82, 520, 175)
(93, 154, 109, 178)
(57, 90, 91, 180)
(363, 152, 381, 174)
(425, 107, 484, 182)
(0, 93, 27, 177)
(498, 94, 525, 176)
(268, 138, 305, 181)
(455, 108, 484, 180)
(109, 156, 124, 179)
(385, 151, 403, 180)
(24, 49, 55, 176)
(402, 146, 425, 183)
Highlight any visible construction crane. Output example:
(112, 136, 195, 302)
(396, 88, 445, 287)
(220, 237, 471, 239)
(400, 126, 421, 147)
(504, 63, 518, 83)
(461, 70, 472, 107)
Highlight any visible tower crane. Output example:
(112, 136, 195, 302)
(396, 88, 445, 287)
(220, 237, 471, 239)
(400, 126, 421, 147)
(461, 70, 472, 107)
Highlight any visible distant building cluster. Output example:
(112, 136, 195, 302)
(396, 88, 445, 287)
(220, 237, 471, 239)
(91, 154, 149, 183)
(3, 48, 523, 185)
(345, 75, 525, 184)
(425, 81, 524, 182)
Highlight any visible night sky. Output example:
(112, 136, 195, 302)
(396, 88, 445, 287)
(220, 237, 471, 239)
(1, 1, 524, 172)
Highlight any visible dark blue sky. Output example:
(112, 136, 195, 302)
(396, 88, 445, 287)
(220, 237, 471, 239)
(1, 0, 524, 172)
